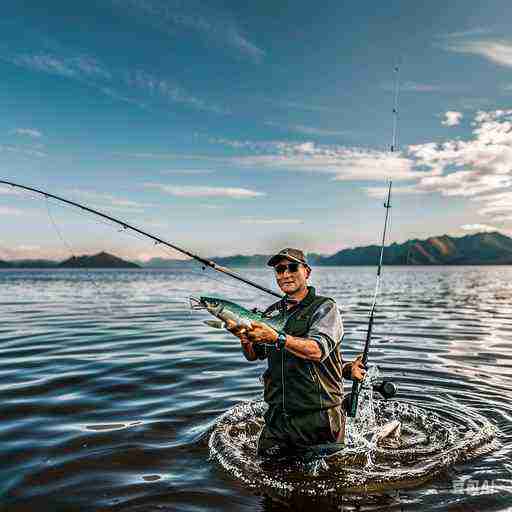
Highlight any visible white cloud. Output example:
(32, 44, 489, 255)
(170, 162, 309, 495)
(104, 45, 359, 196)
(144, 183, 265, 198)
(0, 206, 24, 216)
(11, 128, 43, 138)
(0, 144, 47, 158)
(126, 70, 229, 114)
(461, 223, 498, 232)
(265, 121, 349, 137)
(161, 169, 215, 175)
(4, 53, 111, 80)
(0, 185, 24, 196)
(3, 50, 226, 114)
(445, 39, 512, 68)
(442, 27, 492, 39)
(66, 189, 152, 212)
(111, 0, 265, 63)
(226, 141, 416, 182)
(395, 81, 443, 93)
(364, 185, 428, 199)
(240, 218, 304, 225)
(406, 109, 512, 222)
(442, 111, 463, 127)
(289, 125, 348, 137)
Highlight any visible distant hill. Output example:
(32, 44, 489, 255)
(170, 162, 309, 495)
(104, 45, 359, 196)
(318, 232, 512, 266)
(2, 232, 512, 268)
(142, 232, 512, 267)
(59, 251, 140, 269)
(142, 257, 196, 269)
(6, 259, 57, 268)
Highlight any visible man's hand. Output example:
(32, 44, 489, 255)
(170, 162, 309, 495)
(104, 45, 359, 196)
(351, 354, 367, 381)
(226, 319, 259, 361)
(246, 321, 279, 344)
(225, 319, 250, 343)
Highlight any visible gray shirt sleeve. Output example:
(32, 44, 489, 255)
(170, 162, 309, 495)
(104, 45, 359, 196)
(307, 300, 344, 362)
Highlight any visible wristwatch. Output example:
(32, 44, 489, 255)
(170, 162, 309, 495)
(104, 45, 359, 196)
(276, 332, 287, 351)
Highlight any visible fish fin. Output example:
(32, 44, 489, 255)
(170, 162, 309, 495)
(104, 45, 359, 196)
(204, 320, 225, 329)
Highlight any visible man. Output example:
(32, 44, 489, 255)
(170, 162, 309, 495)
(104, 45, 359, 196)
(227, 248, 365, 457)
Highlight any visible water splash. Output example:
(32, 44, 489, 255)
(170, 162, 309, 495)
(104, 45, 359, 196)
(208, 366, 497, 500)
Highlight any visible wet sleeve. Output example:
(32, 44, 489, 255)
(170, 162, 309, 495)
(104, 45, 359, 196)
(307, 300, 344, 363)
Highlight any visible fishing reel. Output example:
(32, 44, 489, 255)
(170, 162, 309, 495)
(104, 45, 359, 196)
(373, 380, 397, 399)
(342, 379, 397, 414)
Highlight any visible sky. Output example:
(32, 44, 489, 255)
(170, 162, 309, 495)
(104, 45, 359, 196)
(1, 0, 512, 261)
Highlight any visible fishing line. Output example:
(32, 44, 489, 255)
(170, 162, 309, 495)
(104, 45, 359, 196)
(32, 190, 253, 303)
(44, 196, 114, 316)
(2, 179, 283, 301)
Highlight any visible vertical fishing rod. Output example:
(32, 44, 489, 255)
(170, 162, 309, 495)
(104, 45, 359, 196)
(391, 64, 400, 153)
(0, 179, 283, 299)
(347, 182, 392, 417)
(347, 65, 399, 417)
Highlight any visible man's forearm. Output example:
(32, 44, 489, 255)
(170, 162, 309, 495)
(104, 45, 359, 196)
(282, 335, 322, 362)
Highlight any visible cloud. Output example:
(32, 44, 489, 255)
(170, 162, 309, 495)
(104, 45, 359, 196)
(0, 185, 24, 196)
(364, 185, 428, 199)
(161, 169, 215, 175)
(3, 49, 226, 114)
(222, 140, 417, 181)
(265, 99, 343, 114)
(144, 183, 265, 198)
(4, 53, 111, 79)
(126, 70, 228, 114)
(442, 111, 463, 127)
(461, 223, 498, 232)
(0, 144, 47, 158)
(0, 206, 24, 216)
(66, 189, 153, 212)
(265, 121, 349, 137)
(382, 81, 443, 93)
(445, 39, 512, 68)
(442, 27, 493, 39)
(11, 128, 43, 138)
(240, 218, 304, 225)
(111, 0, 265, 63)
(406, 109, 512, 222)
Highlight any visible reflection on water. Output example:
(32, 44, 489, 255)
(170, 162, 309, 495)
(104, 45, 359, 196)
(0, 266, 511, 511)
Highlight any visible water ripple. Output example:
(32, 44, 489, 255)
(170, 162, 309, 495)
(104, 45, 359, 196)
(1, 267, 511, 511)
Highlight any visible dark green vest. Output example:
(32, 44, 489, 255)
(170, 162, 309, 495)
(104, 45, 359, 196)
(262, 287, 344, 416)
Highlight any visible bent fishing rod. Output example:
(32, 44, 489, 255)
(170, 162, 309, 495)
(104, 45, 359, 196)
(347, 180, 392, 417)
(0, 179, 283, 299)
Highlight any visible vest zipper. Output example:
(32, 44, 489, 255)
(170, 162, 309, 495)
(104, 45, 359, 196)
(280, 305, 304, 418)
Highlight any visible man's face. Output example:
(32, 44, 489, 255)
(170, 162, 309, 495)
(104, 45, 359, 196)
(273, 257, 310, 295)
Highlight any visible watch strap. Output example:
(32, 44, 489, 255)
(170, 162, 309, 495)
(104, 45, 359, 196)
(276, 332, 287, 350)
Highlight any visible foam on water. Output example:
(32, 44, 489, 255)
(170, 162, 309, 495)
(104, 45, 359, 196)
(208, 365, 497, 500)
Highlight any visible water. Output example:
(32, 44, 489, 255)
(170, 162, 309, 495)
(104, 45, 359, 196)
(1, 266, 511, 511)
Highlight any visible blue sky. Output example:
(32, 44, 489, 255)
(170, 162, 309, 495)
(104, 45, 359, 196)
(1, 0, 512, 261)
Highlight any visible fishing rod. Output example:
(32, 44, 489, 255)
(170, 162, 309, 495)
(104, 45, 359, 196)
(347, 65, 400, 417)
(347, 181, 392, 417)
(0, 179, 283, 299)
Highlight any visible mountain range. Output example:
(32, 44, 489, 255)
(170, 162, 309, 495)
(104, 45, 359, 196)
(1, 232, 512, 268)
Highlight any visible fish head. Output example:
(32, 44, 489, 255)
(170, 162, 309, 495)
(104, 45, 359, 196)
(198, 296, 228, 316)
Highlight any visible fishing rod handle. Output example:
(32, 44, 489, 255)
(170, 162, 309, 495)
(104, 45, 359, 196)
(347, 380, 361, 417)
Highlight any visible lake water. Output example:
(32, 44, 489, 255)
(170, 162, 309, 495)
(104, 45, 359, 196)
(1, 266, 511, 511)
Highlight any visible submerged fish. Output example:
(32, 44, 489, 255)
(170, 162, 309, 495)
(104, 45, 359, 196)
(191, 296, 287, 332)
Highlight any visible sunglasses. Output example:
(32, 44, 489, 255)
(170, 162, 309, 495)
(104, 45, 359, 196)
(274, 262, 301, 274)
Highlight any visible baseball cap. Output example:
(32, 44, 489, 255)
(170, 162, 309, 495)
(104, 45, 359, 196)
(267, 248, 309, 267)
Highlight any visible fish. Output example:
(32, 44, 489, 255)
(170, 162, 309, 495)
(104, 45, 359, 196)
(374, 420, 401, 444)
(190, 296, 287, 332)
